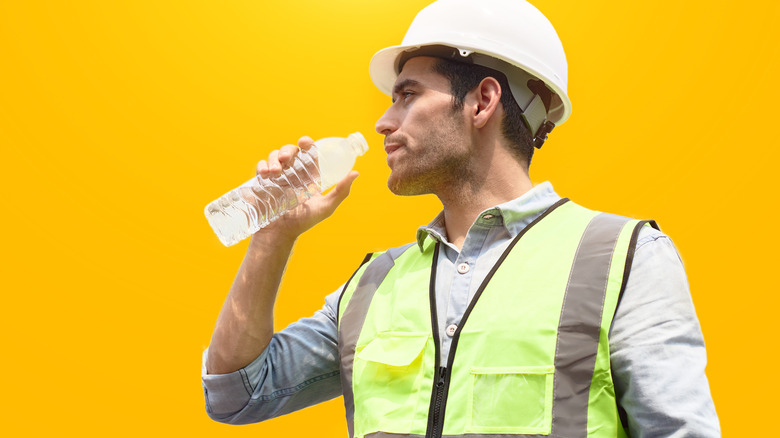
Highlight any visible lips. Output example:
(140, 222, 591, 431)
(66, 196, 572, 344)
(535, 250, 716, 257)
(384, 143, 402, 155)
(384, 143, 404, 168)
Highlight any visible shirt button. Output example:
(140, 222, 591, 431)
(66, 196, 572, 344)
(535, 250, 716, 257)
(482, 214, 494, 220)
(457, 262, 470, 274)
(446, 324, 458, 337)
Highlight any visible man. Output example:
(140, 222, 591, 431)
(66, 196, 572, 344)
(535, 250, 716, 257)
(202, 0, 720, 436)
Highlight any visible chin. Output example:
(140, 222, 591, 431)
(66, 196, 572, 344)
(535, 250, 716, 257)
(387, 174, 432, 197)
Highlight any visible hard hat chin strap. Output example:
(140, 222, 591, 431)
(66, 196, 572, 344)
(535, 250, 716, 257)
(519, 94, 554, 148)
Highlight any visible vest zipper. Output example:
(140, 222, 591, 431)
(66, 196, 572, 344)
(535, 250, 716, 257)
(425, 242, 446, 438)
(422, 200, 571, 438)
(428, 366, 448, 438)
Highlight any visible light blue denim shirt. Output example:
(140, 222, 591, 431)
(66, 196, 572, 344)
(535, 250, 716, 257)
(202, 182, 720, 437)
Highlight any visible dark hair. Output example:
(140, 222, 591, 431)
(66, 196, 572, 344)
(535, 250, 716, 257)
(431, 57, 535, 167)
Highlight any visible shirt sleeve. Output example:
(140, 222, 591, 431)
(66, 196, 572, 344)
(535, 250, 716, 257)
(609, 227, 720, 437)
(202, 288, 344, 424)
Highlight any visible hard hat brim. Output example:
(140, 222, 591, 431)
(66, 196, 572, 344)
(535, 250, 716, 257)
(369, 44, 414, 96)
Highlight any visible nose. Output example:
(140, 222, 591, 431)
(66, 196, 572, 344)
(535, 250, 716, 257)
(375, 105, 398, 136)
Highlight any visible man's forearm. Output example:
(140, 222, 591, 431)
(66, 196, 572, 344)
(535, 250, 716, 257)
(205, 139, 359, 375)
(206, 230, 297, 375)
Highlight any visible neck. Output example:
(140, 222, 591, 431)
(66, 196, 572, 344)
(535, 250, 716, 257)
(436, 150, 533, 250)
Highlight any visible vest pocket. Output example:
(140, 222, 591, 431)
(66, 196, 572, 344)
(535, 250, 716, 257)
(466, 365, 554, 435)
(353, 332, 432, 434)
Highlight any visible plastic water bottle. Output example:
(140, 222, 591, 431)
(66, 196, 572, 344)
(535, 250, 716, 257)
(205, 132, 369, 246)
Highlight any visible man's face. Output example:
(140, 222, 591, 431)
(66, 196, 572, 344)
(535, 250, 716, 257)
(375, 56, 472, 196)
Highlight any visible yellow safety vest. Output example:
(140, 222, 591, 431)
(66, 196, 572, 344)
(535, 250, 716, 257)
(338, 199, 656, 438)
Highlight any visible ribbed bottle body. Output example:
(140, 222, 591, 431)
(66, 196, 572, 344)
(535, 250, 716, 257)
(205, 132, 367, 246)
(205, 148, 321, 246)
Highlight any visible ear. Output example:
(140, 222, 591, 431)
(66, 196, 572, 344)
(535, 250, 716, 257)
(469, 77, 502, 129)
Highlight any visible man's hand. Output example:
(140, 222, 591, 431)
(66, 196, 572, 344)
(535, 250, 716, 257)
(254, 136, 359, 242)
(207, 136, 359, 375)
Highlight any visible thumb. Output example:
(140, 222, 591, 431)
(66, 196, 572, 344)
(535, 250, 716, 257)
(322, 171, 359, 210)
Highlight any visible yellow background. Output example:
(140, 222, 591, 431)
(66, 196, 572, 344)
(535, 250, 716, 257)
(1, 0, 777, 435)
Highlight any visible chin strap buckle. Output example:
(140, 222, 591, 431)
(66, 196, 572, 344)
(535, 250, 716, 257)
(532, 120, 556, 149)
(520, 93, 556, 149)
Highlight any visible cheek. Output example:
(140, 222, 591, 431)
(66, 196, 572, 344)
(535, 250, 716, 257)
(415, 105, 441, 123)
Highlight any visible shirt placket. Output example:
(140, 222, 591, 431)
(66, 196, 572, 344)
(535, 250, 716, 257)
(439, 218, 494, 362)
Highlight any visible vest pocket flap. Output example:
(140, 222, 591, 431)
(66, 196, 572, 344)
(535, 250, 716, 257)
(356, 332, 429, 367)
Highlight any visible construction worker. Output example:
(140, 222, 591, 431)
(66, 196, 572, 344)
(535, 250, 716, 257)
(202, 0, 720, 436)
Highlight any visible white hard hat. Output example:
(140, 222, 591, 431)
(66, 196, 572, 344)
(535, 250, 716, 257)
(370, 0, 571, 147)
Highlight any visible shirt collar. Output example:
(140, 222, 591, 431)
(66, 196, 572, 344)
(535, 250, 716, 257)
(416, 181, 562, 251)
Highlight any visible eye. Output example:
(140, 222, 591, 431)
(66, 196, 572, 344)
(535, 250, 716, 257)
(391, 89, 416, 104)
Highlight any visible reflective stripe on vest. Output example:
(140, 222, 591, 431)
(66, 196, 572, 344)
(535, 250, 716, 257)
(338, 200, 655, 438)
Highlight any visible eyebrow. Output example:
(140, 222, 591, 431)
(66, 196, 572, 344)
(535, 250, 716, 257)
(392, 79, 421, 97)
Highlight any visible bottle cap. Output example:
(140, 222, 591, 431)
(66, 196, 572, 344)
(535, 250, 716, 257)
(347, 132, 369, 156)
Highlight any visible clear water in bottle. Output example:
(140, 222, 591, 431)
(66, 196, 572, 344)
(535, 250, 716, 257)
(205, 132, 368, 246)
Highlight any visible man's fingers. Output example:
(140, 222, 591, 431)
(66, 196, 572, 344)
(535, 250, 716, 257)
(256, 136, 313, 178)
(298, 136, 315, 151)
(278, 144, 300, 167)
(256, 159, 269, 177)
(267, 150, 282, 175)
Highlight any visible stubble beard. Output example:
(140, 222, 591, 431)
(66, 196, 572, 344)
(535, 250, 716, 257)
(387, 114, 472, 197)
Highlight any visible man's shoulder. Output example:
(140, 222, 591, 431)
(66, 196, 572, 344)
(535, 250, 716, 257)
(571, 203, 678, 257)
(634, 223, 672, 251)
(360, 241, 419, 263)
(576, 203, 671, 246)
